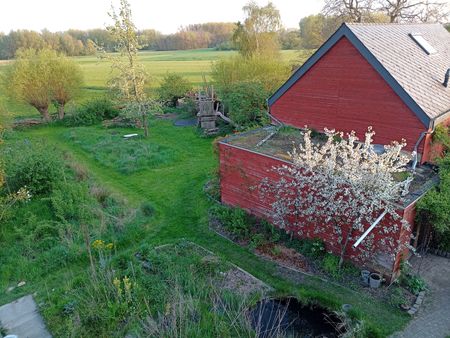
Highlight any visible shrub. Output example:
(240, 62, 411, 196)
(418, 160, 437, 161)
(210, 205, 252, 240)
(322, 253, 341, 279)
(417, 155, 450, 250)
(399, 260, 427, 295)
(50, 181, 94, 223)
(249, 233, 267, 250)
(401, 274, 427, 295)
(3, 141, 64, 196)
(221, 82, 269, 127)
(157, 73, 192, 107)
(287, 237, 325, 259)
(212, 55, 290, 95)
(63, 97, 119, 126)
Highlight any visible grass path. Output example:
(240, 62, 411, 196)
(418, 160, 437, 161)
(19, 121, 409, 337)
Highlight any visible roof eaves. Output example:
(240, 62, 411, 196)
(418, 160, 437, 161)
(268, 23, 431, 128)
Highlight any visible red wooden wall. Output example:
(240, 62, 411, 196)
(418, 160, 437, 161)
(220, 142, 415, 275)
(270, 37, 427, 155)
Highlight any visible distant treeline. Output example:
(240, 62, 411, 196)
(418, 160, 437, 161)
(0, 22, 307, 60)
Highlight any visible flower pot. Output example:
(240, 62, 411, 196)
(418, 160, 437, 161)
(369, 273, 382, 288)
(361, 270, 371, 286)
(342, 304, 352, 312)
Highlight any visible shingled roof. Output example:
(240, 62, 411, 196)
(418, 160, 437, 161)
(268, 23, 450, 127)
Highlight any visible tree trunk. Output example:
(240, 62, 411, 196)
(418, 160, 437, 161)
(58, 104, 65, 120)
(339, 225, 354, 269)
(142, 113, 149, 138)
(38, 106, 51, 122)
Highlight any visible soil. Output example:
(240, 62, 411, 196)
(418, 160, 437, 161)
(219, 268, 271, 298)
(255, 243, 311, 273)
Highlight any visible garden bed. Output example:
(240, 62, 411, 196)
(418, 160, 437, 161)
(209, 204, 419, 311)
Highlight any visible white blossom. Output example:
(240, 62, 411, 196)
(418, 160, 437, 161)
(260, 127, 414, 267)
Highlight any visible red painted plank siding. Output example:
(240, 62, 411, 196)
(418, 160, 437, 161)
(220, 142, 415, 275)
(271, 37, 427, 154)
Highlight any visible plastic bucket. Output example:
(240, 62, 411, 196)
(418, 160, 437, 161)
(369, 273, 382, 288)
(361, 270, 371, 286)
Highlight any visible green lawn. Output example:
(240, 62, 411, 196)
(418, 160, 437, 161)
(0, 119, 410, 337)
(0, 48, 301, 121)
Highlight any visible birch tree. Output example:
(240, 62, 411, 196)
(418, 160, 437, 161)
(232, 1, 282, 58)
(106, 0, 157, 137)
(261, 128, 414, 268)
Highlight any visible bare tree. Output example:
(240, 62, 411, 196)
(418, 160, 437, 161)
(323, 0, 449, 23)
(379, 0, 449, 22)
(322, 0, 376, 22)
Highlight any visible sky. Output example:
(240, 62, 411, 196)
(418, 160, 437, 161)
(0, 0, 324, 34)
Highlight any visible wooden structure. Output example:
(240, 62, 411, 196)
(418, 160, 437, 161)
(197, 91, 218, 134)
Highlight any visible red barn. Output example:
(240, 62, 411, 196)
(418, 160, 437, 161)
(219, 23, 450, 278)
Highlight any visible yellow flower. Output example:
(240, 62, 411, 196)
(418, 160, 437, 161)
(106, 243, 114, 250)
(92, 239, 105, 250)
(123, 276, 132, 293)
(113, 277, 122, 298)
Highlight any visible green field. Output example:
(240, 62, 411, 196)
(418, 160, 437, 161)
(0, 49, 300, 120)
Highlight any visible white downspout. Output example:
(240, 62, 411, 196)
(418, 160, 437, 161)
(353, 210, 388, 248)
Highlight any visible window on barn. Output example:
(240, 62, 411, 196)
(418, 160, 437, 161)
(409, 33, 437, 55)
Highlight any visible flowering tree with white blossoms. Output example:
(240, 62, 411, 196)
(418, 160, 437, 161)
(261, 127, 414, 268)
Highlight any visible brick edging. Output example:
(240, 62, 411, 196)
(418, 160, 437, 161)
(407, 290, 426, 316)
(429, 248, 450, 258)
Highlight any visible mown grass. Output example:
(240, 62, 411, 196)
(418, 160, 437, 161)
(63, 128, 177, 174)
(0, 118, 410, 337)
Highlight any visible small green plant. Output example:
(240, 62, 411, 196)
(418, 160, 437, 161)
(388, 287, 409, 308)
(260, 219, 283, 243)
(403, 275, 427, 295)
(141, 201, 155, 217)
(322, 253, 341, 279)
(228, 208, 251, 239)
(249, 233, 267, 250)
(399, 260, 427, 295)
(210, 205, 252, 240)
(271, 245, 282, 257)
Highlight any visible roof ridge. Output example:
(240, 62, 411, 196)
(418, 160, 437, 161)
(345, 22, 442, 26)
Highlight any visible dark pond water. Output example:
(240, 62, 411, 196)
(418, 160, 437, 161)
(249, 298, 342, 338)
